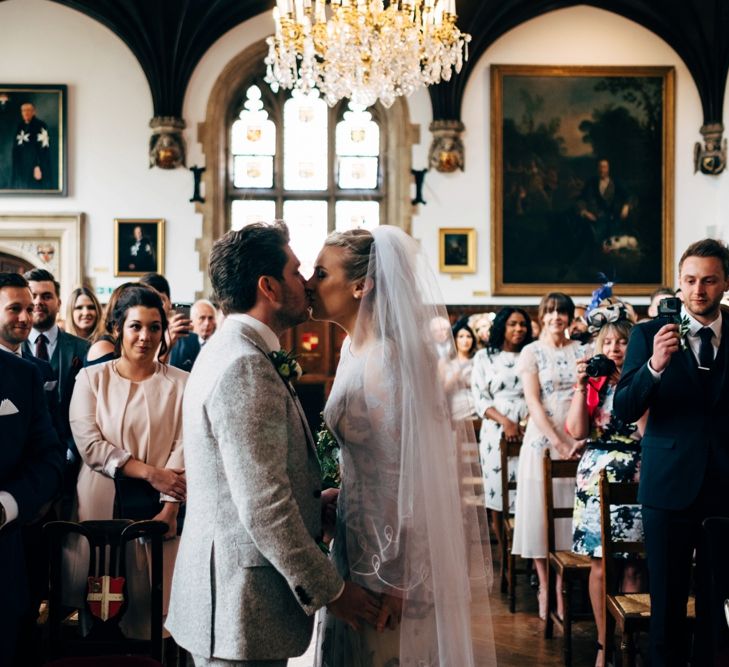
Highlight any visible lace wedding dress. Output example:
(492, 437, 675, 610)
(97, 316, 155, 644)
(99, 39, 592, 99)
(314, 226, 497, 667)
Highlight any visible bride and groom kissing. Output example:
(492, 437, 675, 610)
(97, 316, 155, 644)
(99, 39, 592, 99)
(166, 222, 497, 667)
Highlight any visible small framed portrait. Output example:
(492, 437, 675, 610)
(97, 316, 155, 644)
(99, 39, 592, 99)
(0, 84, 67, 195)
(114, 219, 164, 277)
(439, 228, 476, 273)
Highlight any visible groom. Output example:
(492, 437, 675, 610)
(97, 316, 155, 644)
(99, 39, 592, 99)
(167, 222, 379, 666)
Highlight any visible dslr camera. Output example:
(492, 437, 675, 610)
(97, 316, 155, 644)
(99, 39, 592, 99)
(585, 353, 617, 378)
(657, 296, 681, 321)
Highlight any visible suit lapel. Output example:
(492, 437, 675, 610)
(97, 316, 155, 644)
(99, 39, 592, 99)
(237, 326, 317, 454)
(678, 343, 702, 390)
(709, 316, 729, 405)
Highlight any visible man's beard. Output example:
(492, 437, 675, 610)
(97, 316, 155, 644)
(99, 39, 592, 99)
(33, 311, 56, 331)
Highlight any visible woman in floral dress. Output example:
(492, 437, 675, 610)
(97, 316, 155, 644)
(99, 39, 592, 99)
(512, 292, 589, 620)
(567, 302, 645, 667)
(471, 307, 532, 546)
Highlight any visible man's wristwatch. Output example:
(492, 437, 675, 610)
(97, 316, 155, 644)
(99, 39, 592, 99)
(0, 501, 6, 529)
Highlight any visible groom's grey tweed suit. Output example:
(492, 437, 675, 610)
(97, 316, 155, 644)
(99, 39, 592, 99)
(166, 318, 343, 662)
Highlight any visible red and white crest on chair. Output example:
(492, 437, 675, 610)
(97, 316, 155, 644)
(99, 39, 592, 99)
(87, 576, 125, 621)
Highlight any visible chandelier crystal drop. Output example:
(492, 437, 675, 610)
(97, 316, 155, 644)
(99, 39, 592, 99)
(264, 0, 471, 109)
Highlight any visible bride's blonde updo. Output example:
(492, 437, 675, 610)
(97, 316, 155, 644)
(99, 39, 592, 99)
(324, 228, 374, 283)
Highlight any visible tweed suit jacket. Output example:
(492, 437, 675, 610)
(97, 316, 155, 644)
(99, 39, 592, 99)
(166, 317, 343, 661)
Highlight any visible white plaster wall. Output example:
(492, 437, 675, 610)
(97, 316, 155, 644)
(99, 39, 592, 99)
(411, 5, 728, 304)
(0, 0, 202, 301)
(1, 2, 726, 306)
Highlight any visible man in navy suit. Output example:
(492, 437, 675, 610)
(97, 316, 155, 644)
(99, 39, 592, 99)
(0, 352, 64, 665)
(614, 238, 729, 666)
(24, 268, 89, 519)
(0, 273, 60, 421)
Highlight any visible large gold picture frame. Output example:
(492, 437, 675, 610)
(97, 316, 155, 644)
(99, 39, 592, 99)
(114, 218, 164, 277)
(491, 65, 675, 296)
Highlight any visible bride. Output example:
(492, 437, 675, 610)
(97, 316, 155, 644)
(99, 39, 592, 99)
(306, 226, 497, 666)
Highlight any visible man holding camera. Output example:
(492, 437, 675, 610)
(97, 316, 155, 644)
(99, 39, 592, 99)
(615, 238, 729, 666)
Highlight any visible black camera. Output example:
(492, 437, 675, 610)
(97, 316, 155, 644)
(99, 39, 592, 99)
(657, 296, 681, 319)
(585, 354, 617, 378)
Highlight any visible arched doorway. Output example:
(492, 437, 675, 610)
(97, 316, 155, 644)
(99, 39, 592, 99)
(0, 250, 35, 274)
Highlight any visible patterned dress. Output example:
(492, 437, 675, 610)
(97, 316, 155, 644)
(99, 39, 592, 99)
(511, 339, 588, 558)
(471, 348, 526, 512)
(572, 383, 642, 558)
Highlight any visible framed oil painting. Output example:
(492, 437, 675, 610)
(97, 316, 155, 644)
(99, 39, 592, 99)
(439, 228, 476, 273)
(491, 65, 674, 296)
(0, 84, 67, 195)
(114, 218, 164, 277)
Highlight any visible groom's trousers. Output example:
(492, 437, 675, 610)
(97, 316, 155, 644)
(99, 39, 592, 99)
(193, 655, 287, 667)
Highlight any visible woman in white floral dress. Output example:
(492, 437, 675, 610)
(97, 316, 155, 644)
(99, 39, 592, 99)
(471, 307, 532, 544)
(512, 292, 589, 620)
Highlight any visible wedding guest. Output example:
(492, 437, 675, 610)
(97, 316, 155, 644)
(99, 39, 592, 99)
(512, 292, 588, 620)
(440, 320, 478, 420)
(567, 302, 645, 667)
(430, 315, 453, 360)
(472, 307, 532, 543)
(64, 287, 104, 341)
(169, 299, 217, 371)
(24, 268, 89, 520)
(139, 272, 193, 361)
(615, 239, 729, 666)
(66, 284, 187, 638)
(470, 312, 494, 349)
(85, 282, 136, 366)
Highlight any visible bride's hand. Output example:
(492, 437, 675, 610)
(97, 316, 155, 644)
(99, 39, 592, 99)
(375, 593, 403, 632)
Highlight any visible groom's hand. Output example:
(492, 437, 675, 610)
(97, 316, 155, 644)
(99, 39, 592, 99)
(326, 581, 380, 631)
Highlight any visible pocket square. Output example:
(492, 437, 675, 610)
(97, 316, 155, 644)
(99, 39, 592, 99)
(0, 398, 19, 416)
(44, 380, 58, 392)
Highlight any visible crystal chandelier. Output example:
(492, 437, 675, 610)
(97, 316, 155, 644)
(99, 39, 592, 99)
(264, 0, 471, 109)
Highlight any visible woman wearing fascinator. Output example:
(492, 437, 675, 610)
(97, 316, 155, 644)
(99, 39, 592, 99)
(306, 226, 497, 666)
(566, 299, 647, 667)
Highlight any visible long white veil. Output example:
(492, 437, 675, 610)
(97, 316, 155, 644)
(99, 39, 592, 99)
(328, 225, 497, 665)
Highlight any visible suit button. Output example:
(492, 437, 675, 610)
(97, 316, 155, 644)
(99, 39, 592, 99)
(313, 490, 322, 498)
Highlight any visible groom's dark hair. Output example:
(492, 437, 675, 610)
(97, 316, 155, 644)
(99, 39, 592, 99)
(209, 221, 290, 314)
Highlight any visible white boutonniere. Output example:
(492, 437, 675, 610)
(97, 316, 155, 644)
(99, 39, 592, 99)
(269, 349, 303, 382)
(678, 315, 691, 351)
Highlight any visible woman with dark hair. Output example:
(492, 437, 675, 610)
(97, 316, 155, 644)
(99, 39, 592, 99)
(65, 286, 104, 341)
(471, 307, 532, 541)
(567, 302, 644, 667)
(440, 320, 478, 420)
(84, 282, 136, 366)
(66, 284, 188, 638)
(512, 292, 589, 620)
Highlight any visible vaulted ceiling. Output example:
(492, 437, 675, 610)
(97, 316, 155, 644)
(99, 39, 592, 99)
(51, 0, 729, 129)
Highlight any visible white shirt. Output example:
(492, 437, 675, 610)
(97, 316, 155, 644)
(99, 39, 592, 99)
(0, 343, 21, 356)
(28, 324, 59, 360)
(648, 307, 722, 380)
(226, 313, 281, 353)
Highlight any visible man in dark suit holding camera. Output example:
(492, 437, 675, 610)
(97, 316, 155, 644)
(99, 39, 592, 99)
(615, 238, 729, 666)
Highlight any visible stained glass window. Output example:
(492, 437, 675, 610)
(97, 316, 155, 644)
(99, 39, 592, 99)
(228, 81, 384, 277)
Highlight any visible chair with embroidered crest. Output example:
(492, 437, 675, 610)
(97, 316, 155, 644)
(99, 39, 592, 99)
(43, 519, 167, 665)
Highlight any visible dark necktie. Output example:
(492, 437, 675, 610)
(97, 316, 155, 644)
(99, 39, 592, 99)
(35, 333, 49, 361)
(698, 327, 714, 371)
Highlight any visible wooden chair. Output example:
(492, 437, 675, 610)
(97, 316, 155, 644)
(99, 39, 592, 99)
(499, 432, 523, 612)
(599, 471, 695, 667)
(43, 520, 168, 664)
(543, 450, 591, 667)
